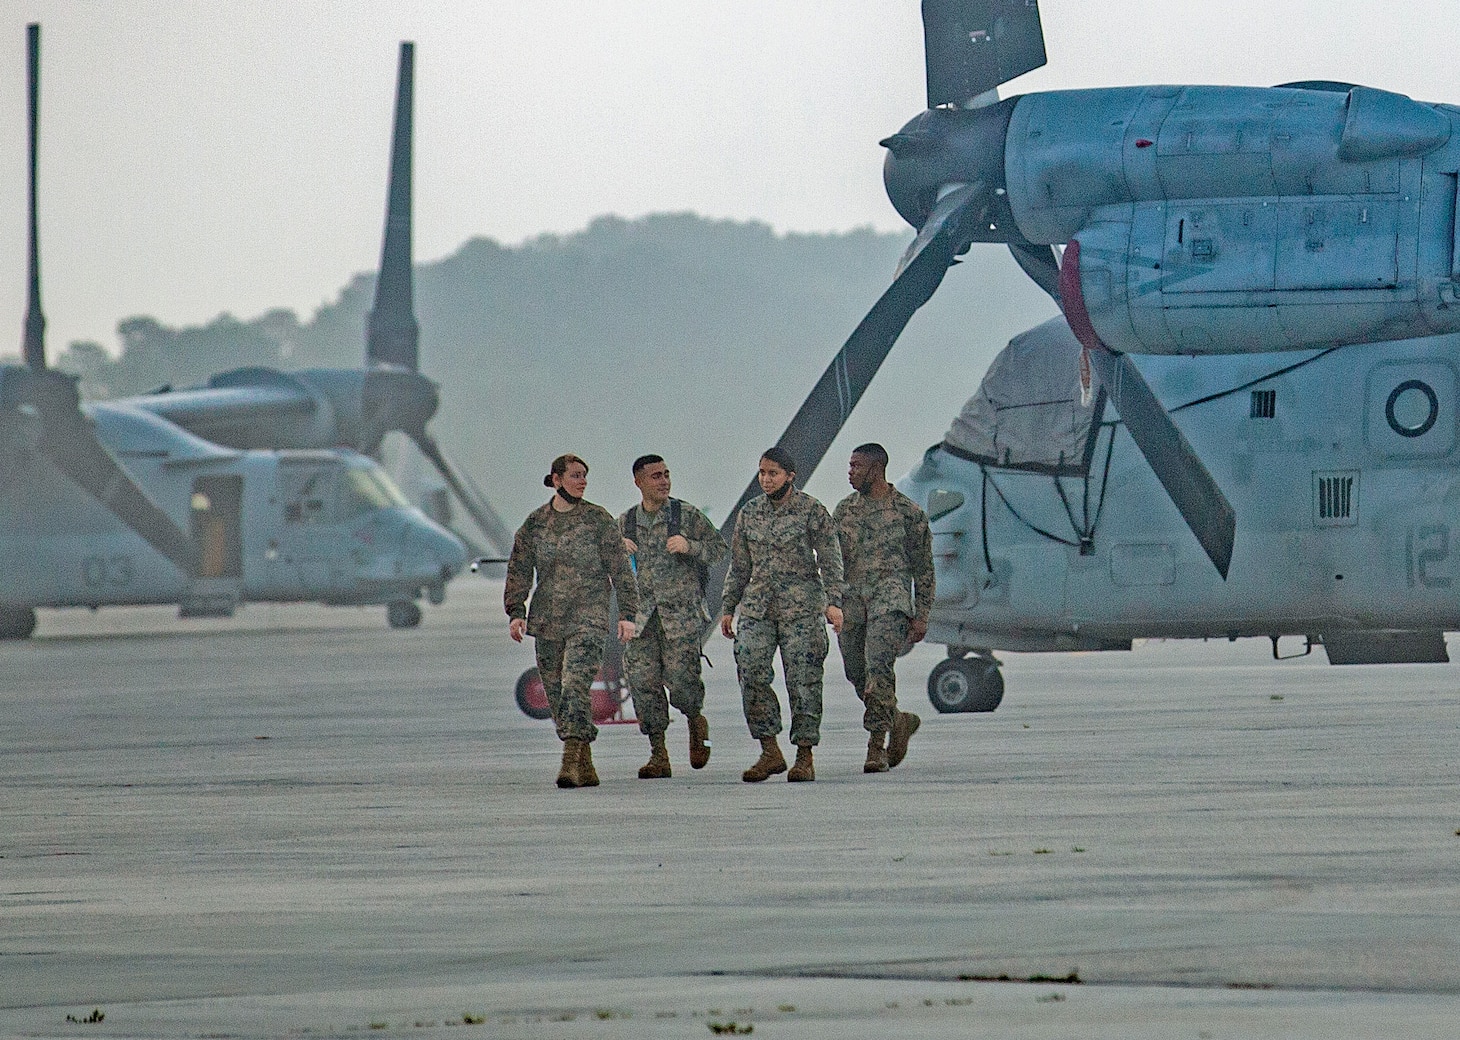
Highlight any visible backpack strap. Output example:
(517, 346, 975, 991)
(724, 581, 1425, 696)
(668, 497, 682, 537)
(623, 506, 637, 544)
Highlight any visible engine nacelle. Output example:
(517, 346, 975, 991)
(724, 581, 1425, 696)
(1004, 85, 1460, 355)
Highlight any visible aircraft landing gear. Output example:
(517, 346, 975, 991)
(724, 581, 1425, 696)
(0, 606, 36, 640)
(927, 650, 1004, 713)
(387, 600, 423, 629)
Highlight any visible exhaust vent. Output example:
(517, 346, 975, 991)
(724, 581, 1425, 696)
(1314, 470, 1358, 526)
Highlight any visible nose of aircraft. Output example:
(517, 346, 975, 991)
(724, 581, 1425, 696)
(406, 514, 469, 583)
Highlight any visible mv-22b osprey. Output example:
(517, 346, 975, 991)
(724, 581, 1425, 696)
(0, 27, 467, 639)
(710, 0, 1460, 712)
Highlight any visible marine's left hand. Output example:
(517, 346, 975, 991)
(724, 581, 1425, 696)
(825, 605, 843, 634)
(617, 620, 637, 643)
(909, 618, 928, 644)
(665, 535, 690, 555)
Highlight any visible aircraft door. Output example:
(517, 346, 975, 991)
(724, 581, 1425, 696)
(276, 461, 345, 596)
(182, 475, 243, 618)
(191, 476, 242, 578)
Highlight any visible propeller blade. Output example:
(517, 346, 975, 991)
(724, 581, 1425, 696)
(12, 26, 194, 576)
(895, 181, 985, 278)
(23, 23, 44, 370)
(1058, 240, 1235, 578)
(1083, 348, 1235, 579)
(21, 372, 197, 575)
(922, 0, 1047, 109)
(410, 431, 514, 560)
(704, 186, 990, 615)
(366, 40, 419, 372)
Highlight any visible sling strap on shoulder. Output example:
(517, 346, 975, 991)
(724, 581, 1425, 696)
(624, 498, 681, 542)
(624, 499, 707, 595)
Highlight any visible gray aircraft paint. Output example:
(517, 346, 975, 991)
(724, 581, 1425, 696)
(900, 326, 1460, 653)
(0, 401, 466, 618)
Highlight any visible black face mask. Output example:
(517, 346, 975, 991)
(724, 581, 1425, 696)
(556, 486, 583, 506)
(767, 481, 794, 502)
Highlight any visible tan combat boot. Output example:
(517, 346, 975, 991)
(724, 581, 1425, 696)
(887, 711, 921, 768)
(578, 741, 600, 787)
(787, 744, 815, 782)
(556, 739, 583, 788)
(688, 714, 711, 770)
(741, 736, 787, 782)
(864, 731, 889, 773)
(638, 733, 672, 779)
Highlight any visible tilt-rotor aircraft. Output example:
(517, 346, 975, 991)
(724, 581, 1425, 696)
(128, 41, 515, 598)
(0, 26, 466, 639)
(704, 0, 1460, 712)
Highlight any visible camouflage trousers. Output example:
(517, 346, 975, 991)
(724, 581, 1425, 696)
(734, 613, 828, 747)
(624, 611, 706, 736)
(837, 602, 908, 734)
(534, 627, 604, 743)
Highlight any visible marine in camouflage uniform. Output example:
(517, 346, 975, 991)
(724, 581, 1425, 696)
(833, 444, 935, 772)
(505, 497, 638, 749)
(721, 477, 844, 761)
(620, 497, 727, 743)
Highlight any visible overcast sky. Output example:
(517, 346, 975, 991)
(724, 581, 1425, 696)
(2, 0, 1456, 357)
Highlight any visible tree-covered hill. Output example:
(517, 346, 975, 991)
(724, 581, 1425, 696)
(59, 213, 1058, 526)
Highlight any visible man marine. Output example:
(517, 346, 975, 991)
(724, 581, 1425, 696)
(833, 443, 934, 772)
(620, 455, 728, 778)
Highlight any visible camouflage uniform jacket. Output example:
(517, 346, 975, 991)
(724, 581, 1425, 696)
(721, 488, 844, 621)
(833, 488, 935, 622)
(504, 499, 638, 639)
(619, 500, 728, 641)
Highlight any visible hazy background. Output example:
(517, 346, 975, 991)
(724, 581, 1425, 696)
(1, 1, 1455, 523)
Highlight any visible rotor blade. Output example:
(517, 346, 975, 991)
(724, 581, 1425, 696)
(895, 181, 986, 279)
(922, 0, 1047, 109)
(23, 23, 45, 370)
(704, 186, 989, 616)
(1058, 239, 1235, 577)
(1084, 347, 1235, 579)
(410, 431, 514, 559)
(25, 373, 196, 575)
(366, 40, 419, 372)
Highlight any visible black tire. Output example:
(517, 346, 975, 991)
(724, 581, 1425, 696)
(0, 606, 36, 640)
(927, 656, 1004, 713)
(514, 667, 553, 720)
(387, 600, 423, 629)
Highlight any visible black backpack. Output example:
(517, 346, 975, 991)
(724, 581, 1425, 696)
(624, 498, 709, 596)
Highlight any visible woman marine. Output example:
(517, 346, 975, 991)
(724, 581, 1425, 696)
(505, 454, 638, 788)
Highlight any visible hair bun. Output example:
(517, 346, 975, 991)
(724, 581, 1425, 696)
(543, 474, 555, 488)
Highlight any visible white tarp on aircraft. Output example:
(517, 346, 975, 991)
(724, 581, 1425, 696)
(943, 316, 1103, 475)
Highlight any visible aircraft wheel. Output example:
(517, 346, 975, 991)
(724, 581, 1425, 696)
(0, 606, 36, 640)
(927, 655, 1004, 713)
(514, 667, 553, 720)
(387, 600, 423, 629)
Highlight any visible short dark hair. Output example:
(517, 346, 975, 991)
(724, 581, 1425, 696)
(851, 442, 889, 469)
(631, 454, 665, 476)
(760, 446, 797, 475)
(543, 453, 588, 488)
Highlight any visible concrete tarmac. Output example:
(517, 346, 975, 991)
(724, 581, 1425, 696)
(2, 579, 1458, 1037)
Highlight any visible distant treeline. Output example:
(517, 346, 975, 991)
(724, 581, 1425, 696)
(59, 213, 1057, 525)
